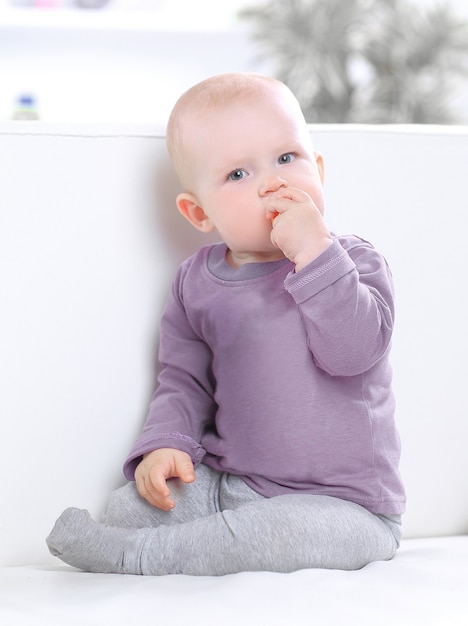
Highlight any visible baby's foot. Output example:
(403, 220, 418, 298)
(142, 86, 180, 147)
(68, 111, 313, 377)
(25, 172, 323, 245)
(46, 507, 141, 574)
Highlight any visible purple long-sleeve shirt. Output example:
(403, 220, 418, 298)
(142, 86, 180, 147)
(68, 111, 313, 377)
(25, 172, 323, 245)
(124, 235, 406, 515)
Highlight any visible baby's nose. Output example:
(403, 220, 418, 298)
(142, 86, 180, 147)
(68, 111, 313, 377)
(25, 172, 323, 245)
(259, 175, 288, 196)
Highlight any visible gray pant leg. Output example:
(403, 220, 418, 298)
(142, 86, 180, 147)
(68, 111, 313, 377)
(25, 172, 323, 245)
(102, 464, 229, 528)
(133, 492, 401, 576)
(102, 464, 264, 529)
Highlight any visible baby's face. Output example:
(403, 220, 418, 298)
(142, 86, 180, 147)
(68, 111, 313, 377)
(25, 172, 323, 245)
(183, 88, 325, 266)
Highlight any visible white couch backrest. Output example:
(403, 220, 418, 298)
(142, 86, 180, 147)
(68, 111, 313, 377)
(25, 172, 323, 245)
(1, 123, 467, 566)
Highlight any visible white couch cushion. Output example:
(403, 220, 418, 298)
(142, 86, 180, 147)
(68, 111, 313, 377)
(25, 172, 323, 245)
(1, 123, 467, 624)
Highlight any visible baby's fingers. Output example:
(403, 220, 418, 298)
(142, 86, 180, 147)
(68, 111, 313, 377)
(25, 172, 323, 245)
(147, 467, 175, 510)
(135, 467, 173, 510)
(174, 456, 196, 484)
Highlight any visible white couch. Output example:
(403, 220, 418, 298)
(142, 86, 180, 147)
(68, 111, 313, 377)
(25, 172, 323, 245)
(1, 122, 467, 625)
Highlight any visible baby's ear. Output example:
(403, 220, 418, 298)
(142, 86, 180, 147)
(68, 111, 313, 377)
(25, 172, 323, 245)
(176, 193, 214, 233)
(314, 151, 325, 185)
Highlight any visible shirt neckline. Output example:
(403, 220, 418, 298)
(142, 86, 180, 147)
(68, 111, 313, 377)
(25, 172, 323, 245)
(207, 243, 291, 282)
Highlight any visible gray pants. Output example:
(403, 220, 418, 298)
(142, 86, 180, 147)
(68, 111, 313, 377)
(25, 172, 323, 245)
(102, 464, 401, 576)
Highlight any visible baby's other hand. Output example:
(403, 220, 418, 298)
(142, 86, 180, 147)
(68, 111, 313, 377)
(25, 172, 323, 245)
(134, 448, 195, 510)
(266, 186, 333, 271)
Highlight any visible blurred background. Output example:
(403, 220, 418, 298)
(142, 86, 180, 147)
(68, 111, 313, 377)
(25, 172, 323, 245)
(1, 0, 467, 124)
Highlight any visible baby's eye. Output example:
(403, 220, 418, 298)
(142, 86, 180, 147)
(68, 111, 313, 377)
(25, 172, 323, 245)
(278, 153, 295, 164)
(228, 169, 248, 181)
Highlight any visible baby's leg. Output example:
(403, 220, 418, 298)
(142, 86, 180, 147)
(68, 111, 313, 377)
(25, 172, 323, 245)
(45, 469, 262, 574)
(135, 494, 401, 575)
(47, 493, 400, 575)
(102, 464, 226, 529)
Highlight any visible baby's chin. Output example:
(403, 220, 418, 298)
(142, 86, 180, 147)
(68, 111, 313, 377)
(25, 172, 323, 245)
(226, 247, 286, 268)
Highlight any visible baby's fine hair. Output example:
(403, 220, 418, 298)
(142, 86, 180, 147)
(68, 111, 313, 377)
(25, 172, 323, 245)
(166, 72, 301, 189)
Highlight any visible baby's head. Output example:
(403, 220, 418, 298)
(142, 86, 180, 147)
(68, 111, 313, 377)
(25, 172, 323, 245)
(166, 72, 309, 192)
(166, 72, 325, 267)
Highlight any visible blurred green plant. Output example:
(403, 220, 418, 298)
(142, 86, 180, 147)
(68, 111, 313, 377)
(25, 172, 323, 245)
(239, 0, 468, 123)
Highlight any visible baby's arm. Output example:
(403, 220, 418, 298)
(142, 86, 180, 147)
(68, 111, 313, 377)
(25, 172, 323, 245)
(124, 259, 216, 494)
(134, 448, 195, 511)
(284, 235, 395, 376)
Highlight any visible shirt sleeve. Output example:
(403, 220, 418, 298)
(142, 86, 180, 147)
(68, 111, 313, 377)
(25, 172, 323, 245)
(284, 235, 395, 377)
(123, 264, 216, 480)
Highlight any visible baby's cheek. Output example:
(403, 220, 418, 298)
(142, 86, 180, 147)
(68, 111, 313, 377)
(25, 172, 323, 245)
(231, 219, 264, 237)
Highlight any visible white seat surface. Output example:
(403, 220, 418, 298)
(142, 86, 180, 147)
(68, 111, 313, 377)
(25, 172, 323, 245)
(1, 536, 467, 626)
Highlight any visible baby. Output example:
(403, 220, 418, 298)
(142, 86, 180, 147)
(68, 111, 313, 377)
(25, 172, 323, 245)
(47, 72, 405, 576)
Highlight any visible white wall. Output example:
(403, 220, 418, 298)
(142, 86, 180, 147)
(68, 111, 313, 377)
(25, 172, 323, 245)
(0, 0, 466, 122)
(0, 1, 270, 122)
(0, 28, 264, 122)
